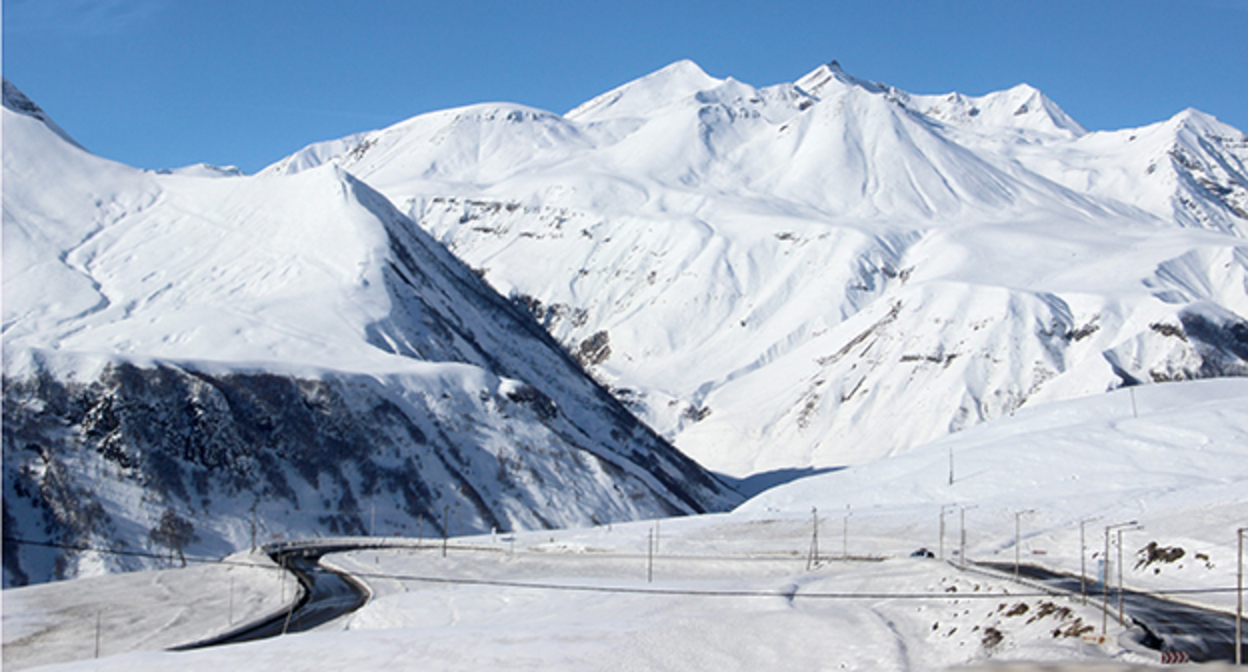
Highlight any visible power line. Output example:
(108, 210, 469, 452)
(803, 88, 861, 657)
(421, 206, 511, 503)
(3, 536, 275, 571)
(6, 535, 1243, 602)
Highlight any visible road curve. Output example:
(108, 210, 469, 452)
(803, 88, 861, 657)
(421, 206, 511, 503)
(979, 561, 1242, 663)
(174, 540, 391, 650)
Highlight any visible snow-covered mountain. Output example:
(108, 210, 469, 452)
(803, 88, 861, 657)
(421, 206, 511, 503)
(264, 60, 1248, 477)
(2, 80, 740, 587)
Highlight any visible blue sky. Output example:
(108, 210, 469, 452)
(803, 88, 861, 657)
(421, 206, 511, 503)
(4, 0, 1246, 174)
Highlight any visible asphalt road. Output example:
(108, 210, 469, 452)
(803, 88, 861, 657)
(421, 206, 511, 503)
(175, 545, 371, 649)
(981, 562, 1242, 663)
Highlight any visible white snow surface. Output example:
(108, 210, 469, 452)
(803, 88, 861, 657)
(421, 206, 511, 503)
(2, 77, 737, 586)
(261, 59, 1248, 477)
(2, 550, 298, 671)
(8, 378, 1246, 671)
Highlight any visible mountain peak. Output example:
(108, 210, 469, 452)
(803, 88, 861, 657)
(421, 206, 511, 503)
(566, 59, 721, 122)
(793, 60, 885, 100)
(898, 81, 1086, 137)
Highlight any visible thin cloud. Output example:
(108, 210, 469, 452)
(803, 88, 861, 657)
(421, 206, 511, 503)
(5, 0, 168, 37)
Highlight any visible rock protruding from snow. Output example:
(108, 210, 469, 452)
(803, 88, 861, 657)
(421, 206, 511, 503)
(2, 78, 85, 150)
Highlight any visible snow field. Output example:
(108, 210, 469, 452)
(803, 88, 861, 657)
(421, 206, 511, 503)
(7, 538, 1145, 672)
(6, 377, 1246, 670)
(2, 550, 300, 671)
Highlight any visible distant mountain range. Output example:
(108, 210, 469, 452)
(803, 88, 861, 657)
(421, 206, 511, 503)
(5, 60, 1247, 586)
(262, 60, 1248, 475)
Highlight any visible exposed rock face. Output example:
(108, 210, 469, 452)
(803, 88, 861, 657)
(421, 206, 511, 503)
(3, 361, 737, 586)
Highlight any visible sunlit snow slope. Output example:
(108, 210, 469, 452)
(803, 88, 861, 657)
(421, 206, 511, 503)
(266, 60, 1248, 476)
(2, 80, 739, 587)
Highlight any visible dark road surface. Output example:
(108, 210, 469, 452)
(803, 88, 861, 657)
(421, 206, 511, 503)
(174, 544, 373, 650)
(981, 562, 1242, 663)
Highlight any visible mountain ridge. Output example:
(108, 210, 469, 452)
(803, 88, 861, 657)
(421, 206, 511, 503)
(2, 79, 740, 587)
(257, 60, 1248, 475)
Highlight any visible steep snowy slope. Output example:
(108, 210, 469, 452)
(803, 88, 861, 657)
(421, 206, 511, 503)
(2, 81, 739, 587)
(265, 60, 1248, 476)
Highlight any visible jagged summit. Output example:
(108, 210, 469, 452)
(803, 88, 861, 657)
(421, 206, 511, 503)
(794, 59, 888, 100)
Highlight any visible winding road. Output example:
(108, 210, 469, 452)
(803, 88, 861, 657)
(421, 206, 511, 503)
(177, 540, 1244, 664)
(175, 541, 380, 650)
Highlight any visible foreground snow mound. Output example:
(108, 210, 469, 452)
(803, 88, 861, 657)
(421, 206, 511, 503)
(265, 60, 1248, 475)
(2, 80, 739, 587)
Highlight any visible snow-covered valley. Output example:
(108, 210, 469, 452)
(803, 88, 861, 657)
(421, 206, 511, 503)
(5, 380, 1246, 670)
(4, 56, 1248, 670)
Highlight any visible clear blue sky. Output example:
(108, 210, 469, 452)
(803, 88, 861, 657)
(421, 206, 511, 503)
(5, 0, 1246, 174)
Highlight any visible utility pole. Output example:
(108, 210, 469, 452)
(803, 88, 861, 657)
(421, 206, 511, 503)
(959, 505, 976, 570)
(1236, 526, 1245, 666)
(370, 502, 375, 538)
(806, 507, 819, 571)
(1102, 520, 1138, 637)
(1014, 509, 1035, 582)
(647, 527, 654, 583)
(939, 504, 956, 561)
(442, 504, 450, 558)
(1079, 517, 1102, 605)
(250, 503, 258, 552)
(842, 504, 851, 559)
(948, 446, 954, 486)
(1112, 522, 1141, 627)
